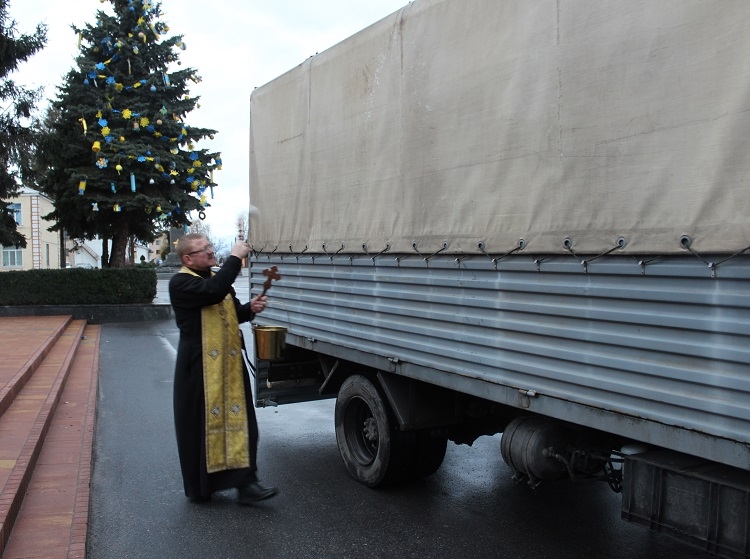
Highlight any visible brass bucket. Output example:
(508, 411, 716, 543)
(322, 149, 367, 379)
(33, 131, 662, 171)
(253, 326, 287, 361)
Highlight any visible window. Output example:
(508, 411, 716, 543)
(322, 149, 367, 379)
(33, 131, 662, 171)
(9, 203, 22, 225)
(2, 246, 23, 268)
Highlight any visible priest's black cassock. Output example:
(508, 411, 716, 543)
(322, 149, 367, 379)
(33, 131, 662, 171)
(169, 255, 258, 500)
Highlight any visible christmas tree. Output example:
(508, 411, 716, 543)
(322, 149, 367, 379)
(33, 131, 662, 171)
(38, 0, 221, 267)
(0, 0, 46, 248)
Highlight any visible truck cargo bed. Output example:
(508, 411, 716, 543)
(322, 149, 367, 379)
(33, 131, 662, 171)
(251, 252, 750, 471)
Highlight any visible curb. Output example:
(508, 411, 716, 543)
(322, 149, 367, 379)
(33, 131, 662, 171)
(0, 304, 172, 324)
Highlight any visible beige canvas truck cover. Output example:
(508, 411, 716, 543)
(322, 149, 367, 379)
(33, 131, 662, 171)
(249, 0, 750, 256)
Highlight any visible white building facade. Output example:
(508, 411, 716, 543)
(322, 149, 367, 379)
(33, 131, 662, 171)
(1, 188, 61, 271)
(3, 187, 156, 270)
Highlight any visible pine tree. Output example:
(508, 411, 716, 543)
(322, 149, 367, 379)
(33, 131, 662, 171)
(0, 0, 46, 248)
(38, 0, 221, 267)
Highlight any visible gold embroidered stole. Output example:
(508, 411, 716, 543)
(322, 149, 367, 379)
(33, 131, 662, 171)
(179, 267, 250, 473)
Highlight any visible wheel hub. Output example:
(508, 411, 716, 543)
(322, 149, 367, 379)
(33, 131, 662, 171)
(363, 417, 378, 443)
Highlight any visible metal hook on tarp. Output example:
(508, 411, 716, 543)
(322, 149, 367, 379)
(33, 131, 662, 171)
(362, 243, 391, 264)
(289, 244, 308, 263)
(478, 239, 526, 270)
(679, 236, 750, 278)
(250, 244, 265, 260)
(412, 241, 447, 264)
(637, 256, 662, 275)
(564, 237, 627, 273)
(322, 243, 345, 262)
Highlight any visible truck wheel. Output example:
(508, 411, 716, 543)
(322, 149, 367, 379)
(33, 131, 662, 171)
(409, 429, 448, 479)
(335, 374, 405, 487)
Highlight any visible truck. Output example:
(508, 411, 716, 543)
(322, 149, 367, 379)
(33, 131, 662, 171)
(247, 1, 750, 557)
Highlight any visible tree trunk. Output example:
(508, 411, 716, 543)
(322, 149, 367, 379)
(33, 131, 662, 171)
(59, 230, 67, 268)
(109, 227, 130, 268)
(129, 235, 135, 263)
(101, 237, 110, 268)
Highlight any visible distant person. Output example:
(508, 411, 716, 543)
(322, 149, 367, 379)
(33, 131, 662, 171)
(168, 233, 277, 504)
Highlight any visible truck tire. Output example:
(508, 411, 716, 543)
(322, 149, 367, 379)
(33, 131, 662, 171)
(408, 428, 448, 479)
(335, 374, 409, 487)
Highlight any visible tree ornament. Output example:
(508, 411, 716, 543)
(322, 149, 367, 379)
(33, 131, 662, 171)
(78, 180, 87, 194)
(130, 173, 137, 191)
(92, 141, 101, 152)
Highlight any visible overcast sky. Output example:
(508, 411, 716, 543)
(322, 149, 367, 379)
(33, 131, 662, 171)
(8, 0, 409, 244)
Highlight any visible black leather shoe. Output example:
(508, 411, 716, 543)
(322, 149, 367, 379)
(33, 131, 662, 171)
(237, 482, 278, 504)
(188, 495, 211, 504)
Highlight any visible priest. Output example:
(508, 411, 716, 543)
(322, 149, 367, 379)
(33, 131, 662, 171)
(169, 233, 278, 504)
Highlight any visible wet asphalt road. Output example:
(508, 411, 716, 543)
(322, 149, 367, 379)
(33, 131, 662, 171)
(86, 278, 716, 559)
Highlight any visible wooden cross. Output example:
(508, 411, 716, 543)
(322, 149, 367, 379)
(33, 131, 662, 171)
(260, 266, 281, 298)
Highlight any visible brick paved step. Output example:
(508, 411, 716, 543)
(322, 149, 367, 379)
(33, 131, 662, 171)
(2, 324, 100, 559)
(0, 316, 72, 418)
(0, 319, 87, 557)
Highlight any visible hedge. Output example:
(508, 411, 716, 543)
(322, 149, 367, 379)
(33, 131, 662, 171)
(0, 267, 157, 305)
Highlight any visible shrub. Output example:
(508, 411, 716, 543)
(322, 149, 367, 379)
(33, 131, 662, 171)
(0, 267, 157, 305)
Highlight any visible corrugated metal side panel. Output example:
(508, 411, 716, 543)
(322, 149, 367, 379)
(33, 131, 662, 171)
(250, 254, 750, 465)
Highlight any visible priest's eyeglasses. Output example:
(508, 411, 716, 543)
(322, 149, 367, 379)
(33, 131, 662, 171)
(187, 245, 214, 256)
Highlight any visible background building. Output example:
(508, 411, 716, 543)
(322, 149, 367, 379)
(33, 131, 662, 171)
(2, 187, 158, 270)
(1, 187, 61, 271)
